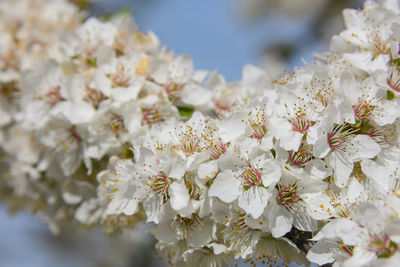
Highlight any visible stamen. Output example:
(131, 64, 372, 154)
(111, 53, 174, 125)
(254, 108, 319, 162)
(210, 142, 227, 160)
(40, 86, 64, 107)
(288, 144, 313, 167)
(247, 108, 268, 140)
(170, 214, 202, 240)
(84, 88, 105, 109)
(108, 64, 130, 88)
(142, 107, 163, 126)
(110, 115, 126, 135)
(387, 67, 400, 92)
(164, 82, 184, 99)
(338, 243, 354, 257)
(149, 173, 170, 197)
(291, 116, 310, 133)
(243, 168, 262, 187)
(277, 183, 299, 208)
(353, 102, 375, 121)
(368, 233, 398, 258)
(327, 124, 357, 152)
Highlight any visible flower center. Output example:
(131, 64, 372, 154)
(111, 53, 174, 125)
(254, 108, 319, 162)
(339, 243, 354, 257)
(252, 124, 267, 140)
(243, 168, 262, 187)
(40, 86, 64, 107)
(277, 184, 299, 208)
(108, 64, 130, 88)
(171, 214, 202, 240)
(185, 177, 201, 200)
(110, 115, 126, 135)
(387, 67, 400, 92)
(353, 102, 375, 121)
(214, 98, 233, 112)
(210, 142, 227, 160)
(178, 130, 201, 154)
(84, 88, 105, 109)
(327, 124, 356, 152)
(369, 234, 398, 259)
(142, 107, 163, 126)
(247, 108, 268, 140)
(164, 82, 184, 99)
(68, 126, 81, 143)
(291, 116, 310, 133)
(288, 144, 313, 167)
(150, 173, 170, 197)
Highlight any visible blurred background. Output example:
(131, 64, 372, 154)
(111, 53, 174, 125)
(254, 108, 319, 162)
(0, 0, 366, 266)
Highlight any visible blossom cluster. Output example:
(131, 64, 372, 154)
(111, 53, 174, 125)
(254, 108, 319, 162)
(1, 0, 400, 266)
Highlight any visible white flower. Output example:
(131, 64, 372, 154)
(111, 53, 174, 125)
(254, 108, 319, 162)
(209, 149, 282, 218)
(151, 214, 214, 247)
(314, 119, 381, 187)
(129, 148, 189, 223)
(98, 159, 139, 216)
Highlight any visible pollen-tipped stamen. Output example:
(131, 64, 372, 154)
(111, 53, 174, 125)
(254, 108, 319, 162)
(210, 142, 227, 160)
(387, 67, 400, 92)
(164, 82, 184, 99)
(368, 233, 398, 259)
(288, 144, 313, 167)
(291, 116, 310, 133)
(327, 124, 357, 152)
(243, 168, 262, 187)
(41, 86, 64, 107)
(110, 115, 126, 135)
(150, 173, 170, 197)
(353, 102, 375, 121)
(84, 88, 106, 109)
(142, 107, 163, 126)
(277, 183, 299, 208)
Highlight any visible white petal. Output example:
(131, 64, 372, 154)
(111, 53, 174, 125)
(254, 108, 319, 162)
(293, 212, 318, 232)
(217, 112, 247, 143)
(169, 181, 190, 211)
(329, 152, 353, 188)
(269, 205, 293, 237)
(361, 159, 390, 192)
(261, 159, 282, 188)
(151, 220, 178, 244)
(198, 160, 218, 180)
(143, 196, 164, 224)
(186, 220, 214, 247)
(122, 199, 138, 216)
(306, 240, 336, 265)
(209, 170, 241, 203)
(349, 135, 381, 161)
(167, 158, 186, 180)
(343, 52, 389, 73)
(238, 187, 271, 219)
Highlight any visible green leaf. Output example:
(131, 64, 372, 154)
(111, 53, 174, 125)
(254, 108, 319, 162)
(178, 106, 195, 118)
